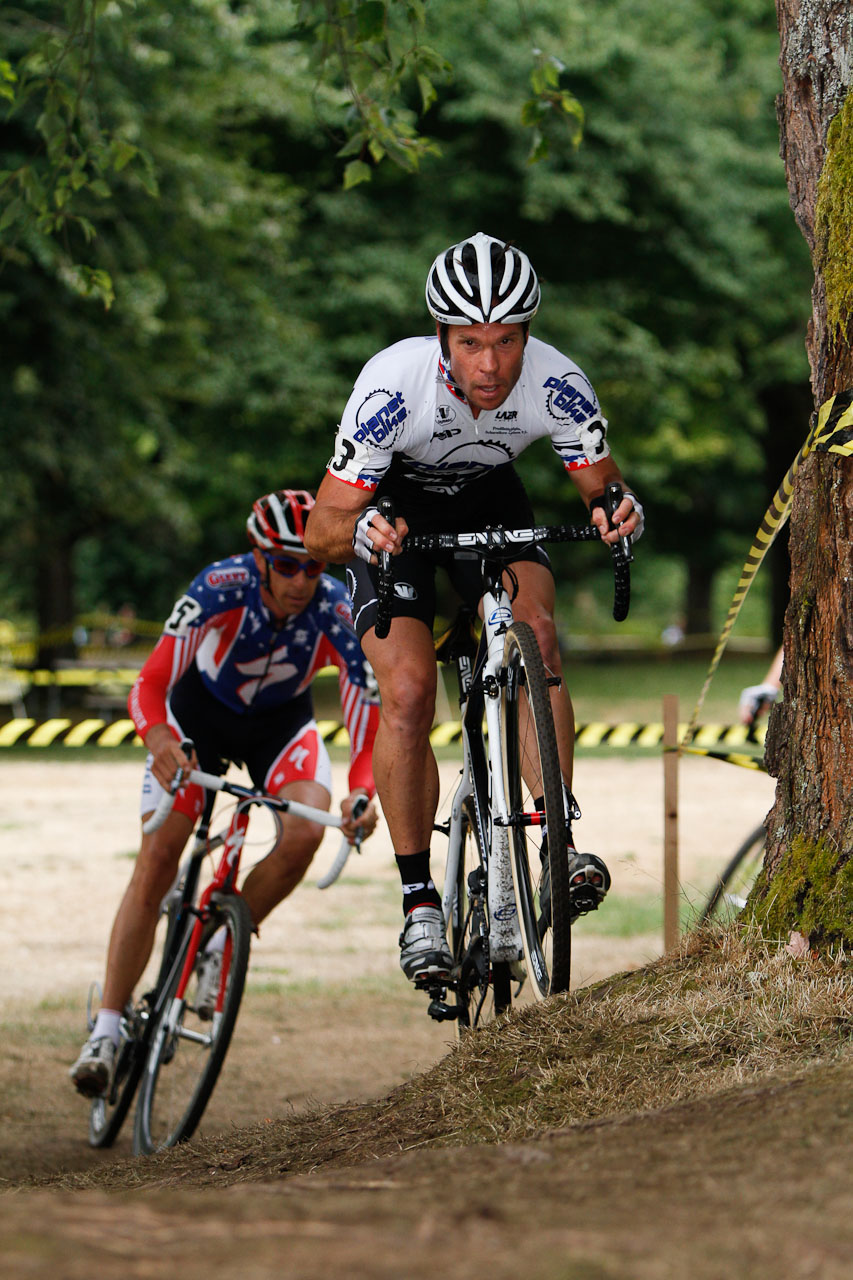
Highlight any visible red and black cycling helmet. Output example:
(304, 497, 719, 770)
(246, 490, 314, 553)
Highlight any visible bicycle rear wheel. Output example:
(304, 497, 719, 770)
(133, 892, 252, 1155)
(700, 824, 766, 925)
(451, 799, 513, 1032)
(501, 621, 571, 998)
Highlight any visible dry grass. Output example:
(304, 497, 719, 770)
(43, 927, 852, 1194)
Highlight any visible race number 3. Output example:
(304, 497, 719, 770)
(577, 418, 608, 459)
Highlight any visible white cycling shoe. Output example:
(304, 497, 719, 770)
(69, 1036, 116, 1098)
(399, 904, 453, 982)
(194, 950, 223, 1020)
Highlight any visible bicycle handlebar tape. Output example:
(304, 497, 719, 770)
(373, 497, 396, 640)
(604, 483, 632, 623)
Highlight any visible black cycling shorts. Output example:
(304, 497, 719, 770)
(346, 464, 551, 640)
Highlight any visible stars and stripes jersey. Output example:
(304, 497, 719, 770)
(128, 554, 379, 795)
(325, 335, 610, 496)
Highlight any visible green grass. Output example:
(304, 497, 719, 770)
(583, 893, 663, 937)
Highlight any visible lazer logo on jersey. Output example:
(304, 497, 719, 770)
(354, 389, 407, 445)
(205, 567, 251, 589)
(544, 375, 597, 424)
(495, 410, 518, 420)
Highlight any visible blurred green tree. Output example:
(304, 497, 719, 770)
(1, 0, 811, 660)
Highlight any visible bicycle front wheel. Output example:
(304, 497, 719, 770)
(700, 825, 766, 925)
(88, 1003, 148, 1148)
(501, 621, 571, 998)
(133, 892, 252, 1155)
(452, 800, 513, 1032)
(88, 892, 183, 1148)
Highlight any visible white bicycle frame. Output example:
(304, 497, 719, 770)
(439, 579, 525, 965)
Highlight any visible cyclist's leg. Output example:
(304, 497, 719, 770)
(503, 561, 610, 919)
(101, 811, 195, 1014)
(361, 615, 451, 979)
(361, 616, 439, 861)
(240, 779, 331, 925)
(71, 767, 197, 1097)
(237, 718, 333, 924)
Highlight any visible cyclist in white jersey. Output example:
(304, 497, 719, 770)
(306, 232, 645, 983)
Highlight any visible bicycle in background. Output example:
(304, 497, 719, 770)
(698, 698, 771, 925)
(86, 763, 365, 1154)
(374, 486, 631, 1029)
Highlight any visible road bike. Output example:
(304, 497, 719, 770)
(373, 487, 631, 1029)
(86, 763, 365, 1155)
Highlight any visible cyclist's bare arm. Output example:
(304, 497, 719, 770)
(306, 473, 408, 564)
(571, 458, 642, 544)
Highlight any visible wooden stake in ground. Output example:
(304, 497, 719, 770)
(663, 694, 680, 950)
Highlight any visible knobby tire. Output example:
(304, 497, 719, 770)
(133, 892, 252, 1155)
(501, 622, 571, 998)
(452, 799, 512, 1033)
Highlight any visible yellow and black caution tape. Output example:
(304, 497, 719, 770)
(811, 388, 853, 455)
(686, 388, 853, 742)
(678, 746, 766, 772)
(0, 718, 767, 750)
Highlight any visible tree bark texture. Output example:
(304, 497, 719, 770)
(762, 1, 853, 939)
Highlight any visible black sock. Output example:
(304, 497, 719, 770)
(396, 850, 441, 915)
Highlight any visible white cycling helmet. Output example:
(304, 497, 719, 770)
(425, 232, 540, 325)
(246, 489, 314, 552)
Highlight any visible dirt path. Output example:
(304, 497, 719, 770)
(1, 754, 774, 1186)
(5, 756, 850, 1280)
(6, 1058, 852, 1279)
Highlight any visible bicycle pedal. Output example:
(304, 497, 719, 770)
(570, 887, 600, 916)
(427, 997, 459, 1022)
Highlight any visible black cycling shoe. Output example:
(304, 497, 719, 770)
(568, 851, 611, 921)
(538, 844, 611, 937)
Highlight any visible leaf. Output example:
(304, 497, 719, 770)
(0, 196, 23, 233)
(343, 159, 372, 189)
(110, 139, 138, 173)
(417, 73, 436, 113)
(785, 930, 811, 959)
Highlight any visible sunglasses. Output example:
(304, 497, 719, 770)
(263, 553, 325, 579)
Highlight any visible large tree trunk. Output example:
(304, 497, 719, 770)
(759, 1, 853, 943)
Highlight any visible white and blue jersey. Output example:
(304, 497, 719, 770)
(326, 335, 610, 497)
